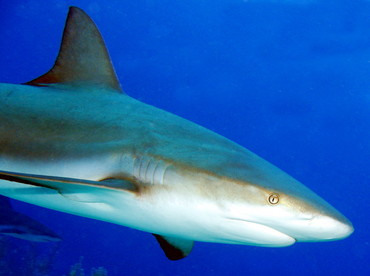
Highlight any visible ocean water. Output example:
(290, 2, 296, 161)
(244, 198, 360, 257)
(0, 0, 368, 275)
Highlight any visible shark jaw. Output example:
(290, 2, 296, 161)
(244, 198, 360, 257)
(199, 218, 296, 247)
(220, 213, 353, 246)
(0, 7, 353, 260)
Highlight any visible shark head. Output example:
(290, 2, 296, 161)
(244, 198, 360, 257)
(158, 150, 354, 247)
(216, 182, 354, 247)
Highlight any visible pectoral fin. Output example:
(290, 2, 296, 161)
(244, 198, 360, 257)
(153, 234, 194, 260)
(0, 170, 136, 203)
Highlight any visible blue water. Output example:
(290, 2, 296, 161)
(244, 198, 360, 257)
(0, 0, 369, 275)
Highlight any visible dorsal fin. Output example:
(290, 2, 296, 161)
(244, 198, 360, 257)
(25, 6, 122, 92)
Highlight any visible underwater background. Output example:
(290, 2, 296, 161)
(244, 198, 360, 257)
(0, 0, 368, 275)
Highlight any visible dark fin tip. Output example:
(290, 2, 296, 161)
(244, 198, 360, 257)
(153, 234, 189, 261)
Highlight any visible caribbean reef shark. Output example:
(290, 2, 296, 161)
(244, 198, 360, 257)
(0, 196, 60, 242)
(0, 7, 353, 260)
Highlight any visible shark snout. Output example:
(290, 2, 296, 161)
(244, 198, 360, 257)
(293, 213, 354, 242)
(259, 194, 354, 244)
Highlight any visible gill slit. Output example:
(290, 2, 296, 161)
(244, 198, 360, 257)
(133, 154, 169, 186)
(143, 157, 151, 183)
(161, 162, 169, 186)
(151, 159, 160, 186)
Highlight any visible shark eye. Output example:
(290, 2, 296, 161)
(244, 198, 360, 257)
(268, 193, 280, 205)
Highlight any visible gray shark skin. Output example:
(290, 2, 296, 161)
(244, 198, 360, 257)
(0, 7, 353, 260)
(0, 196, 60, 242)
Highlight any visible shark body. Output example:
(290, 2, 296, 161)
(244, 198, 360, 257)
(0, 196, 60, 242)
(0, 7, 353, 260)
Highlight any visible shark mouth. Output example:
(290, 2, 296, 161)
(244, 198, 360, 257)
(220, 217, 296, 247)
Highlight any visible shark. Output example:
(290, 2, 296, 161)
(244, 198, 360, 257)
(0, 7, 353, 260)
(0, 196, 60, 242)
